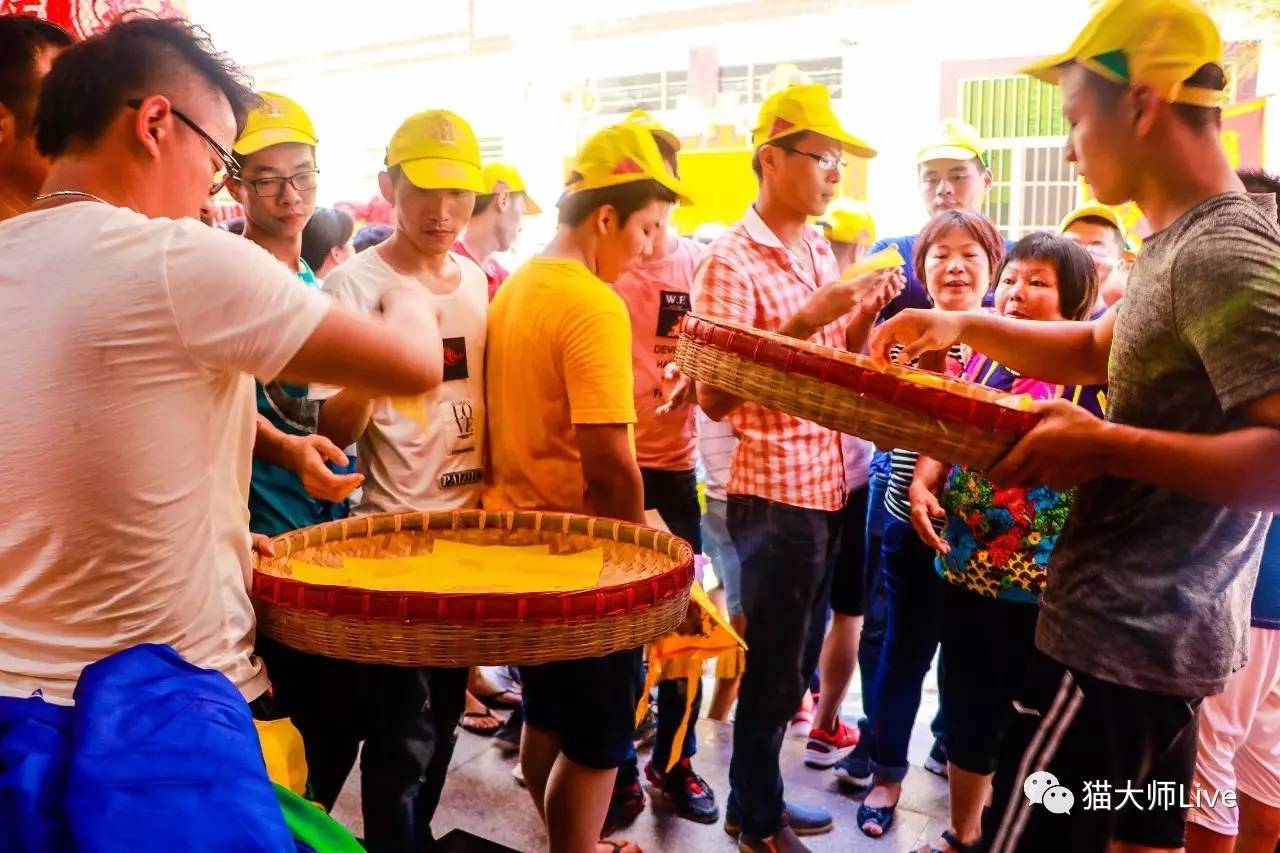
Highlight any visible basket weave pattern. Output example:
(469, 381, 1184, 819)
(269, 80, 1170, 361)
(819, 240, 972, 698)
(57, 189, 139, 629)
(676, 315, 1040, 470)
(253, 510, 694, 667)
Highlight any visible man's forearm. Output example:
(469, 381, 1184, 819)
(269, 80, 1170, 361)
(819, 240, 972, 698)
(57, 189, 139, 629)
(697, 383, 742, 422)
(254, 415, 296, 466)
(586, 468, 646, 524)
(957, 312, 1110, 385)
(1103, 422, 1280, 512)
(317, 392, 376, 449)
(844, 306, 878, 354)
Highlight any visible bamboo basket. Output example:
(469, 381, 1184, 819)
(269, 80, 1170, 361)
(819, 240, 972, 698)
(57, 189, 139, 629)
(676, 315, 1041, 469)
(253, 510, 694, 667)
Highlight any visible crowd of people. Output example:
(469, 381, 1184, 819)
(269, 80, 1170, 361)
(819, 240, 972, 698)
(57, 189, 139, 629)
(1, 1, 1279, 852)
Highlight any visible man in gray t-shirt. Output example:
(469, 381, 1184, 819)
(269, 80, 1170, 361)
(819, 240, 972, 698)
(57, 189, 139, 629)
(869, 2, 1280, 851)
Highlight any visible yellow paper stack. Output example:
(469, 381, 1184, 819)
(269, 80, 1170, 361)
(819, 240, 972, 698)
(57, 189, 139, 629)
(289, 540, 605, 594)
(839, 243, 905, 280)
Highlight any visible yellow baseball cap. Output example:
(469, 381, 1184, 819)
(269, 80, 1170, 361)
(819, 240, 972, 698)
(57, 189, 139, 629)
(916, 118, 986, 165)
(752, 83, 876, 159)
(623, 109, 682, 153)
(818, 198, 876, 246)
(386, 110, 485, 193)
(1019, 0, 1227, 108)
(234, 92, 318, 157)
(481, 163, 542, 215)
(564, 122, 694, 206)
(1059, 201, 1125, 235)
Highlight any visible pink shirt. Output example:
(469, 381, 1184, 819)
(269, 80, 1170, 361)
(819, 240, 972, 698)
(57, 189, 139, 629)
(693, 205, 849, 511)
(452, 240, 510, 301)
(611, 237, 704, 471)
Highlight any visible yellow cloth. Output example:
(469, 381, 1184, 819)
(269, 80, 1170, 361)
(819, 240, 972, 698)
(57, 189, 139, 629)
(288, 542, 604, 594)
(254, 717, 309, 796)
(752, 82, 876, 159)
(234, 91, 318, 156)
(638, 582, 747, 772)
(483, 258, 637, 514)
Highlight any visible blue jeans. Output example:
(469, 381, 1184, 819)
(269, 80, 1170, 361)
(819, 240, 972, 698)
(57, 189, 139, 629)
(863, 516, 945, 782)
(727, 494, 839, 838)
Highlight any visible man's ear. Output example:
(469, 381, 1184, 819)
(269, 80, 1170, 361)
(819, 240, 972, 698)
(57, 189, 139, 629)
(595, 203, 617, 235)
(495, 188, 511, 212)
(377, 170, 395, 205)
(1128, 84, 1163, 138)
(0, 103, 14, 148)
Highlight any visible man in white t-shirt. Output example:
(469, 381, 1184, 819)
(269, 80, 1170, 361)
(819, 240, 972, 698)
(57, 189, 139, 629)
(0, 18, 442, 708)
(270, 109, 489, 851)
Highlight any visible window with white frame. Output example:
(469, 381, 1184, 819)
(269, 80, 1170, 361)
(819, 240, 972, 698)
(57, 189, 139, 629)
(590, 70, 688, 114)
(961, 75, 1081, 238)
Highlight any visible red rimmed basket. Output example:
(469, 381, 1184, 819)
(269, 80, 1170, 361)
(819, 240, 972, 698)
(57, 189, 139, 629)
(676, 315, 1041, 469)
(252, 510, 694, 666)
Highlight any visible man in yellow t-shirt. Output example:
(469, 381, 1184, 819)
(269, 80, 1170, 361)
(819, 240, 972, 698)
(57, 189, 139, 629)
(484, 122, 691, 853)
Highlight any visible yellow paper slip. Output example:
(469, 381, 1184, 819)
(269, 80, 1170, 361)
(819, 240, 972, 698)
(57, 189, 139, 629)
(840, 244, 905, 280)
(389, 396, 429, 430)
(288, 542, 605, 594)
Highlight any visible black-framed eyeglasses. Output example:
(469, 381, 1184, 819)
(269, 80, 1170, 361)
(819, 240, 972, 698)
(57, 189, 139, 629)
(774, 144, 846, 173)
(243, 170, 321, 198)
(126, 98, 240, 196)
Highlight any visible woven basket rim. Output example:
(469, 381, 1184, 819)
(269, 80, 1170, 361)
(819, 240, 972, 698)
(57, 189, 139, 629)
(679, 314, 1041, 436)
(252, 509, 694, 625)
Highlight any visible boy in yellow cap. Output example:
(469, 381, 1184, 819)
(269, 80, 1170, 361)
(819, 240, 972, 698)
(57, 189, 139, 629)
(273, 109, 487, 853)
(1060, 201, 1130, 309)
(870, 1, 1280, 851)
(693, 81, 902, 852)
(818, 197, 876, 274)
(604, 118, 719, 831)
(454, 161, 541, 300)
(484, 121, 689, 853)
(228, 92, 362, 541)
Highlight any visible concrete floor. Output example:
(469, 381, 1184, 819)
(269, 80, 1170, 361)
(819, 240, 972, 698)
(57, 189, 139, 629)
(332, 671, 948, 852)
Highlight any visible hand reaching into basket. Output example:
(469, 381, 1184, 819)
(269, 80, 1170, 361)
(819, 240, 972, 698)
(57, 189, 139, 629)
(867, 307, 967, 368)
(655, 362, 695, 416)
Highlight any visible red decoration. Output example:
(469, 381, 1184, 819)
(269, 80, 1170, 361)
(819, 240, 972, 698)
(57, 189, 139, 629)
(769, 117, 796, 138)
(612, 157, 644, 175)
(0, 0, 186, 38)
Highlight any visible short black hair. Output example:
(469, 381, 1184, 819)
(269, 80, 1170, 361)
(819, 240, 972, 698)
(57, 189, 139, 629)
(473, 190, 530, 217)
(1082, 62, 1225, 131)
(994, 231, 1098, 321)
(1068, 214, 1124, 251)
(557, 177, 677, 227)
(35, 16, 256, 158)
(752, 131, 814, 182)
(1240, 167, 1280, 225)
(0, 15, 73, 133)
(300, 207, 354, 272)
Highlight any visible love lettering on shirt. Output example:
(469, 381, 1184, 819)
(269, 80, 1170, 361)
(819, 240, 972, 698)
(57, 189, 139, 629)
(657, 291, 692, 338)
(442, 336, 469, 382)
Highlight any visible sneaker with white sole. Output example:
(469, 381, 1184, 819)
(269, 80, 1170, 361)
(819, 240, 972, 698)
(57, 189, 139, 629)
(923, 738, 949, 779)
(804, 720, 859, 768)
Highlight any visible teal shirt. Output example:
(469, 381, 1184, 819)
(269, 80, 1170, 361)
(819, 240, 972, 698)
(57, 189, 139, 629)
(248, 260, 351, 536)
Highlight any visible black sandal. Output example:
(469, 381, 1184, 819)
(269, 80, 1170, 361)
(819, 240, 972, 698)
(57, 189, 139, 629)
(917, 829, 979, 852)
(857, 801, 896, 838)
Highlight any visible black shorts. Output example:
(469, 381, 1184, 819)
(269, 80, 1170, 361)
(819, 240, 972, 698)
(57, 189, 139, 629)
(984, 646, 1202, 852)
(519, 647, 643, 771)
(939, 582, 1039, 775)
(828, 485, 869, 616)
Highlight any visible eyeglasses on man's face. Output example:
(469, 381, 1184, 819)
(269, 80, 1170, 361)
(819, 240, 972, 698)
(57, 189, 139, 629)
(775, 144, 847, 173)
(242, 170, 321, 199)
(126, 98, 241, 197)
